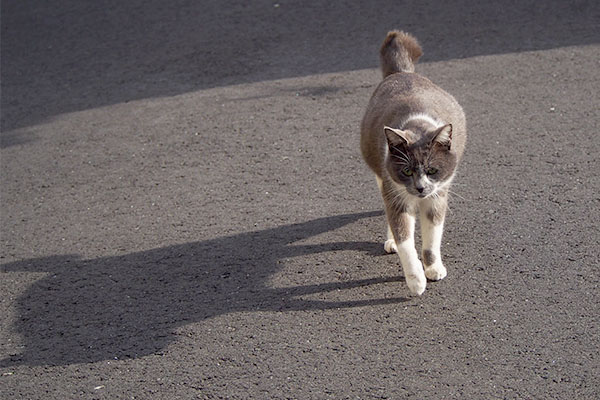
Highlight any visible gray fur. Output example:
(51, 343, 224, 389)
(422, 249, 437, 267)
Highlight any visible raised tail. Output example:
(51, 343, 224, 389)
(379, 30, 423, 78)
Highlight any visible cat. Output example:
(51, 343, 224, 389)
(360, 31, 467, 295)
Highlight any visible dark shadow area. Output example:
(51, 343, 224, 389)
(1, 0, 598, 136)
(1, 211, 407, 367)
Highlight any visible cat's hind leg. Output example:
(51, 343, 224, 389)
(376, 176, 398, 253)
(384, 224, 398, 254)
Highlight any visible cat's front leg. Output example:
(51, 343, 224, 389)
(420, 195, 448, 281)
(386, 208, 426, 295)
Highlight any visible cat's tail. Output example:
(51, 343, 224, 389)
(380, 30, 423, 78)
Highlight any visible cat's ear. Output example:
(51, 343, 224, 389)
(384, 126, 409, 147)
(432, 124, 452, 149)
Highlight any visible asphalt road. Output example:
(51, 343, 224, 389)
(1, 1, 599, 399)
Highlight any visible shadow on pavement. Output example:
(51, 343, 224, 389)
(1, 0, 598, 135)
(1, 210, 406, 367)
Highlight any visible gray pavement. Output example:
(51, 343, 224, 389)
(1, 1, 599, 399)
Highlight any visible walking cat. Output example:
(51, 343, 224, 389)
(360, 31, 467, 295)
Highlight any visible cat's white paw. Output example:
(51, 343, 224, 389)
(406, 273, 427, 295)
(424, 261, 447, 281)
(384, 239, 397, 254)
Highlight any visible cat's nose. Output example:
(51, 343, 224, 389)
(416, 186, 424, 193)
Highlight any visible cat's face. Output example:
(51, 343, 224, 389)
(384, 124, 457, 198)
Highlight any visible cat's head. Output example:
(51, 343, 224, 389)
(384, 123, 457, 198)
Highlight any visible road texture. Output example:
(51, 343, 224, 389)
(1, 1, 599, 398)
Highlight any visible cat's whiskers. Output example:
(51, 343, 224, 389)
(385, 185, 412, 209)
(390, 152, 411, 164)
(428, 191, 441, 200)
(391, 157, 410, 166)
(446, 188, 467, 201)
(391, 192, 406, 207)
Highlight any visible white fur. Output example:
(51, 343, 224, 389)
(396, 233, 427, 295)
(400, 113, 444, 129)
(435, 125, 452, 145)
(429, 173, 455, 198)
(384, 224, 397, 254)
(381, 209, 426, 295)
(420, 203, 447, 281)
(375, 175, 383, 191)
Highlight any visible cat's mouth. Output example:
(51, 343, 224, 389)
(411, 187, 436, 199)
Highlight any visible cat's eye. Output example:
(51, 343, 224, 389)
(426, 167, 438, 175)
(401, 167, 413, 176)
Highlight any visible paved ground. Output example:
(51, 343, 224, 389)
(1, 1, 599, 399)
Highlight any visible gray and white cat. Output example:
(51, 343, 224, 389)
(360, 31, 467, 295)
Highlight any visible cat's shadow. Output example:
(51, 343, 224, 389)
(1, 211, 408, 367)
